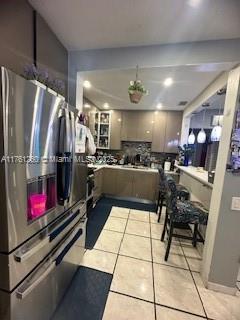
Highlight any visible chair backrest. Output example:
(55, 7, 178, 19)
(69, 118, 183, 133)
(165, 176, 178, 214)
(158, 167, 167, 192)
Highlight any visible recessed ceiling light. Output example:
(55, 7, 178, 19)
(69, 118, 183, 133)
(83, 80, 91, 89)
(156, 103, 162, 109)
(84, 103, 91, 108)
(164, 77, 173, 87)
(188, 0, 201, 8)
(103, 103, 109, 109)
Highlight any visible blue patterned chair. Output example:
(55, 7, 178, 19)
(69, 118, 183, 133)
(156, 167, 190, 223)
(161, 175, 208, 261)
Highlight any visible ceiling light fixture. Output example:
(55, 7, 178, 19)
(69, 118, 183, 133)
(84, 103, 91, 108)
(197, 108, 207, 144)
(156, 103, 162, 109)
(211, 102, 223, 142)
(103, 103, 109, 109)
(83, 80, 91, 89)
(164, 77, 173, 87)
(188, 0, 201, 7)
(188, 129, 196, 145)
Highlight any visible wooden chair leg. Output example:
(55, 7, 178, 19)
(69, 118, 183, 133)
(165, 222, 174, 261)
(192, 223, 198, 247)
(157, 196, 164, 222)
(161, 210, 168, 241)
(156, 191, 161, 214)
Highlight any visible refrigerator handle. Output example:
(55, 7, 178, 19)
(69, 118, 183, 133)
(57, 109, 72, 202)
(65, 109, 71, 153)
(16, 262, 56, 299)
(1, 67, 10, 155)
(65, 110, 73, 200)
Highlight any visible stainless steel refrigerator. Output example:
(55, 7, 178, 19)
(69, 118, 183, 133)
(0, 67, 87, 320)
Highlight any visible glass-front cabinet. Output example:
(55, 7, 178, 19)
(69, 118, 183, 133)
(94, 111, 111, 149)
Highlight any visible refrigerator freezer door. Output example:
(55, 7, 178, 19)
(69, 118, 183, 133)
(0, 201, 86, 292)
(0, 218, 86, 320)
(0, 67, 65, 252)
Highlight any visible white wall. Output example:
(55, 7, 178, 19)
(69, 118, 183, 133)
(202, 65, 240, 293)
(69, 39, 240, 105)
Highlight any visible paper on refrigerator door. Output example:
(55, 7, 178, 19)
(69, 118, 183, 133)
(75, 123, 87, 153)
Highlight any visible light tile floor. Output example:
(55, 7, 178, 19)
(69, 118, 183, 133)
(81, 205, 240, 320)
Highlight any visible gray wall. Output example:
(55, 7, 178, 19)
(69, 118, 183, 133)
(190, 109, 220, 129)
(36, 13, 68, 97)
(0, 0, 68, 98)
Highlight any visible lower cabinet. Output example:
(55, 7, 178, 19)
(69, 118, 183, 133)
(102, 168, 158, 202)
(93, 169, 103, 203)
(132, 171, 158, 201)
(116, 170, 133, 197)
(102, 168, 118, 195)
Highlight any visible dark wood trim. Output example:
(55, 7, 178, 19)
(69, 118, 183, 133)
(33, 10, 37, 66)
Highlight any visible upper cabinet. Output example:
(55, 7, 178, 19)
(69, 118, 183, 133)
(93, 111, 111, 149)
(164, 111, 182, 153)
(136, 112, 153, 142)
(110, 110, 122, 150)
(152, 111, 167, 152)
(121, 111, 153, 142)
(109, 110, 182, 153)
(121, 111, 138, 141)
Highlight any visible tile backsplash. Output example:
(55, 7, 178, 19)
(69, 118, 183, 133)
(122, 141, 151, 157)
(97, 141, 177, 165)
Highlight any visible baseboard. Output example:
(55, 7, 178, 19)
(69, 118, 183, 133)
(103, 194, 155, 204)
(207, 281, 237, 296)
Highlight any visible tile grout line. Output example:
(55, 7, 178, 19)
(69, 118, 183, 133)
(179, 240, 209, 319)
(100, 207, 131, 320)
(109, 209, 206, 320)
(108, 289, 208, 320)
(104, 226, 163, 240)
(154, 302, 208, 319)
(149, 212, 157, 320)
(93, 204, 206, 319)
(92, 246, 201, 273)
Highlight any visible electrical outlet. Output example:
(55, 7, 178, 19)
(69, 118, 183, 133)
(231, 197, 240, 211)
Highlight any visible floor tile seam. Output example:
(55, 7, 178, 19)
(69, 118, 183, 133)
(149, 220, 157, 320)
(109, 289, 155, 305)
(179, 240, 208, 319)
(90, 246, 200, 273)
(108, 290, 208, 319)
(101, 205, 131, 319)
(154, 302, 208, 319)
(112, 207, 130, 275)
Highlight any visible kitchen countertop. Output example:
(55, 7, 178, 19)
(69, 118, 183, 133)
(175, 165, 213, 188)
(88, 164, 179, 175)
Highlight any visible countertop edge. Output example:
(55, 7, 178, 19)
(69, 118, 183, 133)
(175, 165, 213, 189)
(88, 164, 179, 175)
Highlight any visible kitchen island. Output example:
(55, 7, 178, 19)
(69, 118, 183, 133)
(88, 164, 179, 204)
(175, 165, 213, 209)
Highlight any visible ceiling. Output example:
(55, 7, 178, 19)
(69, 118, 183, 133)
(82, 63, 235, 111)
(29, 0, 240, 50)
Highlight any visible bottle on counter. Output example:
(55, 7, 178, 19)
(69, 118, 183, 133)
(164, 157, 171, 171)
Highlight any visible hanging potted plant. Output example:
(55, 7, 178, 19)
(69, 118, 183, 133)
(128, 65, 148, 104)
